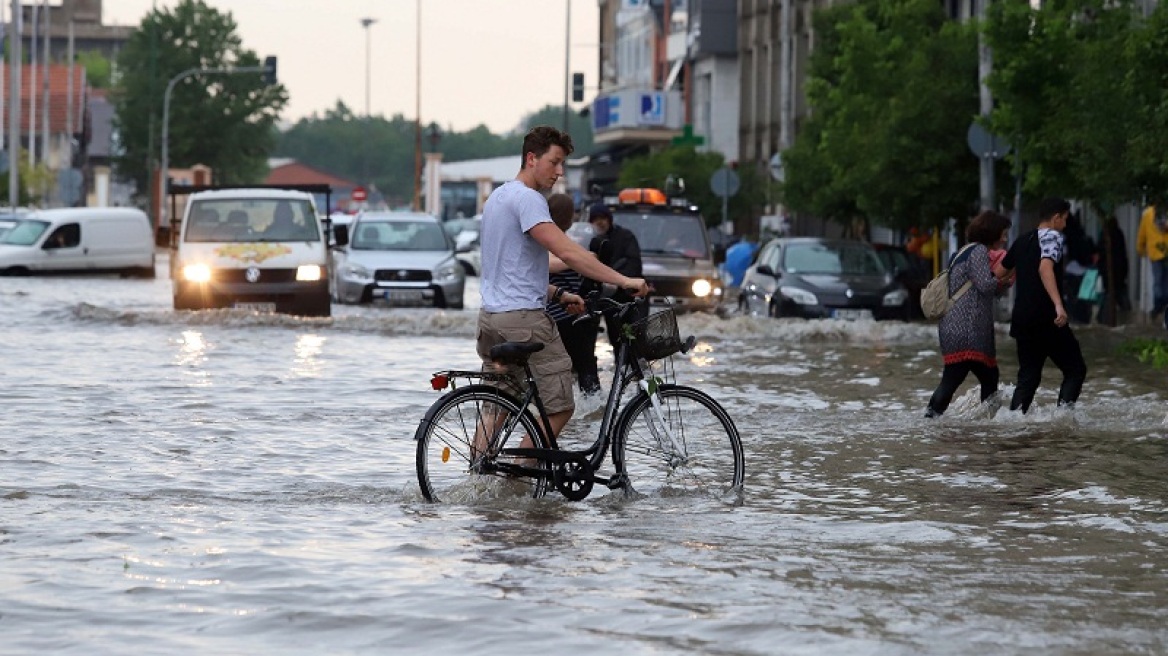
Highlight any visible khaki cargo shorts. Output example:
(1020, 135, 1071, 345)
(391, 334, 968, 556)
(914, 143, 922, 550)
(476, 308, 575, 415)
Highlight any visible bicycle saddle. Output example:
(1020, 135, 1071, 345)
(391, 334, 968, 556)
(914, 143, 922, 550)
(489, 341, 544, 365)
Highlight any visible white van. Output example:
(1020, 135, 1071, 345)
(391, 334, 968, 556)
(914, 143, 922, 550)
(171, 188, 331, 317)
(0, 207, 156, 277)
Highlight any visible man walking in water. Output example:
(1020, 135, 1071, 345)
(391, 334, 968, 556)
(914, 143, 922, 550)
(477, 126, 649, 441)
(994, 197, 1088, 413)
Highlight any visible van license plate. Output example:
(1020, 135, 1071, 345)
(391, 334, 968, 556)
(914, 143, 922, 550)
(832, 308, 872, 321)
(235, 302, 276, 312)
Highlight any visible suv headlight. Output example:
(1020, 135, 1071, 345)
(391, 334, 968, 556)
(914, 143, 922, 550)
(341, 262, 372, 280)
(691, 278, 713, 297)
(883, 288, 909, 306)
(434, 261, 460, 282)
(779, 285, 818, 306)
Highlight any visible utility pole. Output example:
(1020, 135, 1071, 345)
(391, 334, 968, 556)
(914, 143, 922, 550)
(562, 0, 570, 133)
(977, 0, 994, 211)
(8, 0, 21, 205)
(41, 0, 50, 203)
(413, 0, 422, 211)
(28, 1, 36, 167)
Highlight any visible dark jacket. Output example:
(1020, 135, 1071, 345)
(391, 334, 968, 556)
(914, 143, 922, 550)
(589, 224, 643, 278)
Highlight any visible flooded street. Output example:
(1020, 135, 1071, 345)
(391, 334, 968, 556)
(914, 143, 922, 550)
(2, 262, 1167, 655)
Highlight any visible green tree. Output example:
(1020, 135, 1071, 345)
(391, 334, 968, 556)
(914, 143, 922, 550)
(76, 51, 112, 89)
(112, 0, 288, 192)
(782, 0, 980, 231)
(985, 0, 1168, 210)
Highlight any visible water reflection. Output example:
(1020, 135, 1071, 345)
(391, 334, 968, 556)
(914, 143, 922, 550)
(176, 330, 210, 386)
(292, 334, 325, 378)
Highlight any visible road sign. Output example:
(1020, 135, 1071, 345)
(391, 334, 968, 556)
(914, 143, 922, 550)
(769, 152, 785, 182)
(351, 186, 367, 202)
(966, 122, 1010, 160)
(710, 167, 740, 198)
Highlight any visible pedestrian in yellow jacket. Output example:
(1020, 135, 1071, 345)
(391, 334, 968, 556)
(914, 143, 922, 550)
(1136, 206, 1168, 318)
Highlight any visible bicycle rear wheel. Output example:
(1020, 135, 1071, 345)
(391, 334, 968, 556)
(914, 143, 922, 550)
(415, 385, 552, 502)
(613, 384, 744, 499)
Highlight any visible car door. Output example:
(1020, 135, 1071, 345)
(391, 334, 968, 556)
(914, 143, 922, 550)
(40, 222, 87, 271)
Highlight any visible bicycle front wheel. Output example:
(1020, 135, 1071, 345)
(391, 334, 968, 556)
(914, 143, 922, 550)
(613, 384, 744, 499)
(415, 385, 552, 502)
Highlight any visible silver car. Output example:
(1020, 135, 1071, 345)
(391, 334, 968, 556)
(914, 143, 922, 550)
(331, 212, 465, 309)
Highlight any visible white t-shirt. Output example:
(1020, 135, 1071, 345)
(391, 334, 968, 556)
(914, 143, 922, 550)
(480, 180, 553, 312)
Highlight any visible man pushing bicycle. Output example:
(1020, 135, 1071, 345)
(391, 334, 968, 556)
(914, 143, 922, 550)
(477, 125, 649, 443)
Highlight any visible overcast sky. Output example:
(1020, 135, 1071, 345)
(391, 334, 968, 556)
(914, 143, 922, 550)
(97, 0, 600, 134)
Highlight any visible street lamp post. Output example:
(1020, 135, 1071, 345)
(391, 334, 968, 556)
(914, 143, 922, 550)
(360, 17, 376, 117)
(160, 65, 262, 231)
(413, 0, 423, 211)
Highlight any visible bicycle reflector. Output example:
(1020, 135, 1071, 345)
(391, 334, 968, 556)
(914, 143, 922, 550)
(431, 374, 449, 390)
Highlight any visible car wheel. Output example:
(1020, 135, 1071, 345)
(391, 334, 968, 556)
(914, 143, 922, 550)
(459, 260, 475, 276)
(768, 299, 783, 318)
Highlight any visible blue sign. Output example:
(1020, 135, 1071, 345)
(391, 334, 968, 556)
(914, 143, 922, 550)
(639, 93, 664, 126)
(592, 95, 621, 131)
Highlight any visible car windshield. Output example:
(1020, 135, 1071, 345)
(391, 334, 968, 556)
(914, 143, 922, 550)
(352, 220, 450, 251)
(0, 219, 50, 246)
(185, 198, 319, 243)
(783, 242, 887, 275)
(613, 212, 710, 258)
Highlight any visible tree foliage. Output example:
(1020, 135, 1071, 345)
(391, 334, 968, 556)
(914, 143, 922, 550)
(985, 0, 1168, 209)
(782, 0, 980, 231)
(617, 146, 771, 229)
(76, 51, 112, 89)
(274, 104, 596, 209)
(112, 0, 288, 191)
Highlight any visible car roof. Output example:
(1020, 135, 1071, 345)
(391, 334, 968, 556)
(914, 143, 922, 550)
(764, 237, 878, 248)
(357, 211, 440, 224)
(190, 188, 314, 201)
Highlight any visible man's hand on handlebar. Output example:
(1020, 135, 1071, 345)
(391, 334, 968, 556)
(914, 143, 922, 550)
(624, 277, 651, 298)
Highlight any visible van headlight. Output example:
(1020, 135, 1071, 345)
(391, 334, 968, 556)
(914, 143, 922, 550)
(691, 278, 713, 297)
(883, 288, 909, 306)
(296, 265, 323, 281)
(182, 263, 212, 283)
(780, 286, 818, 306)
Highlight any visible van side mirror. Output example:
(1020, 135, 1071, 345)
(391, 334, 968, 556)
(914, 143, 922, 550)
(333, 224, 349, 247)
(756, 264, 776, 277)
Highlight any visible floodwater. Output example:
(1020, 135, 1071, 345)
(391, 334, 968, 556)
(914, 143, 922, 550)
(2, 260, 1167, 655)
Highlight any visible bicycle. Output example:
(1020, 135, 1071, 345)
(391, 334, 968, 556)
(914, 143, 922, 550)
(414, 296, 745, 502)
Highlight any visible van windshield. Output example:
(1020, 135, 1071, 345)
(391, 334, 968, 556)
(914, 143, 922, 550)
(185, 199, 319, 243)
(0, 219, 50, 246)
(613, 212, 709, 259)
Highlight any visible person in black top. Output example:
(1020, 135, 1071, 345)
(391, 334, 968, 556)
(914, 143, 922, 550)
(993, 197, 1088, 414)
(587, 203, 647, 347)
(546, 194, 601, 395)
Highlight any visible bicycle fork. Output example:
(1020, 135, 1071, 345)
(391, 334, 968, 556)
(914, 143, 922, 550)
(637, 380, 688, 468)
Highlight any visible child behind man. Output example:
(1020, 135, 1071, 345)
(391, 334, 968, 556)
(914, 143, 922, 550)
(546, 194, 601, 395)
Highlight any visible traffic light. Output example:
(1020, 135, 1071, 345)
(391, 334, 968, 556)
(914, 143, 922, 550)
(262, 56, 278, 85)
(571, 72, 585, 102)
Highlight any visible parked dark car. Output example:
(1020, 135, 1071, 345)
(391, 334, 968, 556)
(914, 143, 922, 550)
(739, 237, 910, 320)
(871, 243, 931, 320)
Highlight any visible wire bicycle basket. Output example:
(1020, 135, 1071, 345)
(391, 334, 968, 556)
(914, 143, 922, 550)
(627, 308, 684, 361)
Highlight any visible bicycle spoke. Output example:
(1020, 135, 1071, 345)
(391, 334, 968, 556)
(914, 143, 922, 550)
(614, 385, 744, 499)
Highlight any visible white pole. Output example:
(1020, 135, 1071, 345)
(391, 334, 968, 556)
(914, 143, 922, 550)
(67, 19, 74, 158)
(8, 0, 20, 204)
(41, 0, 50, 186)
(1, 1, 6, 175)
(28, 1, 35, 167)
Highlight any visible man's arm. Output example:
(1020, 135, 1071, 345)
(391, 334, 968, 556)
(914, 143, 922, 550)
(529, 222, 648, 295)
(1039, 258, 1068, 326)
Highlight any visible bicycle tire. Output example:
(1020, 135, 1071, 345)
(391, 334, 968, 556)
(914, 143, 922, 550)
(612, 384, 744, 499)
(415, 385, 552, 502)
